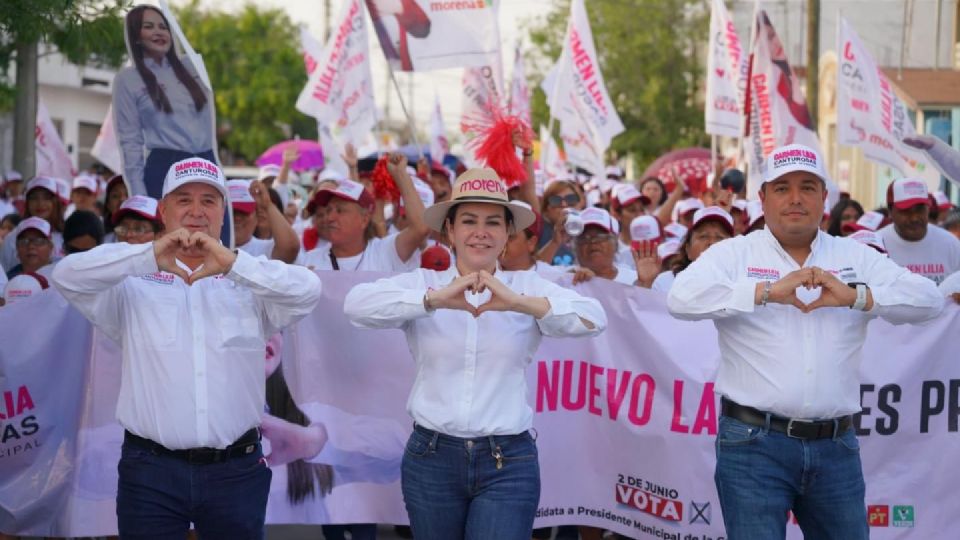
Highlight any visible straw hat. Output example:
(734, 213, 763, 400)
(423, 168, 536, 233)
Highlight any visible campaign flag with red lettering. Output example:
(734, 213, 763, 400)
(35, 101, 75, 181)
(296, 0, 376, 146)
(837, 18, 938, 186)
(743, 10, 825, 197)
(365, 0, 500, 72)
(460, 65, 501, 135)
(705, 0, 748, 137)
(509, 44, 531, 127)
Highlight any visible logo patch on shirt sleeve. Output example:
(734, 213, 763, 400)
(141, 272, 175, 285)
(746, 266, 781, 280)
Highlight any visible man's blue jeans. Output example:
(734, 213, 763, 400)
(715, 415, 869, 540)
(400, 425, 540, 540)
(116, 438, 271, 539)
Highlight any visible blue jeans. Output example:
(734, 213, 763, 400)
(401, 425, 540, 540)
(715, 415, 869, 540)
(116, 439, 272, 539)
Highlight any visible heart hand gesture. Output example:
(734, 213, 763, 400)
(801, 267, 858, 312)
(427, 272, 481, 316)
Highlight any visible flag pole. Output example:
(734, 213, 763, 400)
(387, 63, 425, 160)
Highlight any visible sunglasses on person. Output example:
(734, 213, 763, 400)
(547, 193, 581, 208)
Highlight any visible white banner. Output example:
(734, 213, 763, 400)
(509, 44, 531, 127)
(745, 11, 826, 198)
(35, 101, 75, 181)
(2, 274, 958, 538)
(539, 125, 567, 182)
(296, 0, 377, 146)
(705, 0, 747, 137)
(460, 65, 501, 135)
(558, 112, 605, 178)
(90, 105, 123, 175)
(429, 94, 448, 163)
(837, 18, 939, 188)
(365, 0, 500, 72)
(543, 0, 624, 150)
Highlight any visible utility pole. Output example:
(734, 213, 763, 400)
(323, 0, 331, 41)
(13, 40, 38, 179)
(805, 0, 820, 131)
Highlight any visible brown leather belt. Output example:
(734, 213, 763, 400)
(721, 398, 852, 440)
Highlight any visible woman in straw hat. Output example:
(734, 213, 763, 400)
(344, 168, 607, 540)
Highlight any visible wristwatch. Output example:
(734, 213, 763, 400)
(847, 282, 869, 311)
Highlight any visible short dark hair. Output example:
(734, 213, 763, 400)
(444, 203, 515, 232)
(63, 210, 105, 245)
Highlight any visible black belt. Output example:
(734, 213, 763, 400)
(124, 428, 260, 464)
(721, 398, 852, 440)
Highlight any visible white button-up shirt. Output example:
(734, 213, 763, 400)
(344, 267, 607, 437)
(52, 242, 322, 449)
(668, 227, 942, 419)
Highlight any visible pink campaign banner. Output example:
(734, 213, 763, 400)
(1, 271, 959, 537)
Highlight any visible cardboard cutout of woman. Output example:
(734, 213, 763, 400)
(113, 4, 232, 245)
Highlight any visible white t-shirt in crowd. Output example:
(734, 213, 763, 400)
(612, 264, 636, 286)
(0, 198, 16, 219)
(651, 270, 675, 292)
(301, 233, 416, 272)
(615, 240, 636, 269)
(237, 236, 274, 259)
(879, 224, 960, 284)
(939, 270, 960, 297)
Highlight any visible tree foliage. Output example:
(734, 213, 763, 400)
(526, 0, 709, 171)
(0, 0, 129, 111)
(176, 1, 315, 164)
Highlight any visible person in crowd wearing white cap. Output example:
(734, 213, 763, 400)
(426, 161, 453, 203)
(610, 185, 651, 269)
(302, 153, 429, 272)
(52, 157, 322, 538)
(840, 210, 885, 236)
(931, 191, 954, 226)
(103, 175, 130, 242)
(499, 201, 595, 284)
(227, 179, 300, 264)
(0, 214, 20, 245)
(537, 178, 585, 267)
(674, 197, 704, 229)
(848, 229, 887, 255)
(745, 200, 765, 234)
(0, 176, 64, 270)
(344, 168, 605, 540)
(649, 207, 734, 293)
(826, 198, 865, 237)
(668, 144, 942, 540)
(730, 199, 748, 235)
(572, 207, 638, 286)
(879, 178, 960, 284)
(69, 173, 100, 216)
(0, 170, 24, 219)
(113, 195, 163, 244)
(5, 217, 56, 280)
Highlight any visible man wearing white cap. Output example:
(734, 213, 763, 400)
(610, 185, 651, 269)
(52, 157, 322, 537)
(668, 144, 942, 540)
(112, 195, 163, 244)
(70, 173, 100, 214)
(573, 208, 637, 286)
(227, 179, 300, 263)
(878, 178, 960, 284)
(5, 217, 56, 280)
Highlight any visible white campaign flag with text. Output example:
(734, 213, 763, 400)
(837, 18, 939, 188)
(35, 101, 74, 180)
(705, 0, 748, 137)
(460, 65, 501, 134)
(296, 0, 377, 146)
(429, 94, 448, 163)
(509, 44, 531, 127)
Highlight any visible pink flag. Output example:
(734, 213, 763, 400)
(705, 0, 748, 137)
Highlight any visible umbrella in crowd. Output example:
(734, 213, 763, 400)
(641, 147, 714, 196)
(256, 139, 324, 172)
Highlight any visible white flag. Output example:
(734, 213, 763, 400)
(35, 101, 74, 180)
(300, 26, 324, 76)
(705, 0, 747, 137)
(559, 119, 605, 179)
(429, 94, 448, 164)
(90, 105, 123, 175)
(837, 18, 939, 187)
(744, 11, 827, 198)
(296, 0, 376, 146)
(539, 125, 567, 181)
(460, 65, 501, 134)
(543, 0, 624, 149)
(509, 44, 531, 127)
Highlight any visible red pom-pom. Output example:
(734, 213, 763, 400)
(371, 154, 401, 202)
(463, 100, 532, 188)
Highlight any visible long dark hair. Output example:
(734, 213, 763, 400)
(125, 5, 207, 113)
(827, 198, 864, 236)
(266, 365, 334, 504)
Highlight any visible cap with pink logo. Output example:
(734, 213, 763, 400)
(762, 144, 828, 186)
(933, 190, 953, 212)
(842, 210, 885, 233)
(579, 207, 620, 235)
(848, 229, 887, 254)
(886, 178, 930, 210)
(629, 215, 661, 241)
(3, 272, 50, 305)
(691, 206, 735, 236)
(676, 198, 705, 219)
(664, 222, 688, 240)
(112, 195, 160, 224)
(611, 184, 650, 211)
(657, 239, 682, 260)
(162, 158, 227, 199)
(13, 216, 52, 239)
(227, 179, 257, 214)
(423, 168, 536, 232)
(307, 178, 376, 215)
(72, 173, 99, 194)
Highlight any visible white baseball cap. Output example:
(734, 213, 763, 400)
(72, 173, 99, 194)
(317, 168, 347, 184)
(258, 164, 282, 180)
(4, 272, 50, 305)
(657, 239, 682, 260)
(13, 216, 52, 239)
(849, 229, 887, 254)
(579, 207, 620, 235)
(676, 198, 705, 218)
(746, 200, 765, 228)
(612, 184, 650, 211)
(933, 190, 953, 211)
(762, 144, 828, 186)
(605, 165, 625, 179)
(399, 176, 435, 209)
(112, 195, 160, 224)
(663, 222, 688, 240)
(629, 215, 661, 241)
(25, 176, 60, 198)
(731, 199, 748, 213)
(886, 178, 930, 210)
(227, 179, 257, 214)
(691, 206, 735, 236)
(842, 210, 885, 233)
(162, 158, 227, 199)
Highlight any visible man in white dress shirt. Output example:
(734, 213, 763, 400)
(668, 144, 942, 540)
(52, 157, 322, 539)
